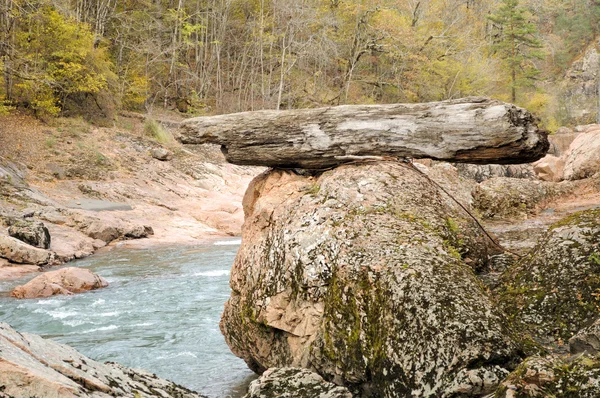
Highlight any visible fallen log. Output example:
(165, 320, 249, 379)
(179, 97, 548, 169)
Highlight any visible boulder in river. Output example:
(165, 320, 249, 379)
(0, 235, 53, 265)
(244, 368, 352, 398)
(221, 161, 523, 396)
(11, 267, 108, 299)
(0, 323, 204, 398)
(180, 97, 549, 169)
(498, 209, 600, 343)
(7, 219, 51, 249)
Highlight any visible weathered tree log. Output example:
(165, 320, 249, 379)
(179, 97, 548, 169)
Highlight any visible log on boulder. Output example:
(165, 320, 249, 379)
(179, 97, 549, 169)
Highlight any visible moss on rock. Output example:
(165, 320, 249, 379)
(498, 209, 600, 344)
(221, 162, 524, 397)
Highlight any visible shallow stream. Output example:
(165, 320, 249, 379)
(0, 240, 255, 398)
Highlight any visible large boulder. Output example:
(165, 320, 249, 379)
(221, 162, 523, 397)
(0, 323, 203, 398)
(244, 368, 352, 398)
(11, 267, 108, 299)
(498, 209, 600, 343)
(0, 235, 53, 265)
(563, 129, 600, 180)
(495, 355, 600, 397)
(7, 219, 51, 249)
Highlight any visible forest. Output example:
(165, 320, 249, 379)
(1, 0, 599, 129)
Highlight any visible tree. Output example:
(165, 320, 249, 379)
(488, 0, 543, 103)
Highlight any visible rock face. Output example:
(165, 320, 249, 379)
(11, 267, 108, 299)
(221, 162, 522, 397)
(7, 219, 51, 249)
(180, 97, 549, 169)
(569, 318, 600, 355)
(244, 368, 353, 398)
(0, 235, 53, 265)
(563, 129, 600, 180)
(0, 323, 204, 398)
(498, 209, 600, 342)
(495, 355, 600, 397)
(454, 163, 535, 183)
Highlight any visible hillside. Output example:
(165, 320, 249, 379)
(0, 112, 259, 278)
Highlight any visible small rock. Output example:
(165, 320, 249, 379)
(244, 368, 352, 398)
(11, 267, 108, 299)
(85, 221, 120, 243)
(151, 148, 173, 161)
(569, 318, 600, 355)
(0, 235, 52, 265)
(532, 155, 565, 182)
(7, 220, 51, 249)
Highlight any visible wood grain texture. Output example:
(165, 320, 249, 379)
(179, 97, 549, 169)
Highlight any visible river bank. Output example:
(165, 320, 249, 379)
(0, 113, 261, 281)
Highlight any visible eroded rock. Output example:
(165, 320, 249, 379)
(244, 368, 352, 398)
(11, 267, 108, 299)
(0, 323, 204, 397)
(221, 162, 522, 397)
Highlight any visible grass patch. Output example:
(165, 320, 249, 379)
(144, 118, 173, 145)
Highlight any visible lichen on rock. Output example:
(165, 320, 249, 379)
(220, 161, 524, 397)
(498, 209, 600, 344)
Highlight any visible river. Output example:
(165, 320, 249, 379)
(0, 239, 256, 398)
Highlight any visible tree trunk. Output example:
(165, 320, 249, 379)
(179, 97, 549, 169)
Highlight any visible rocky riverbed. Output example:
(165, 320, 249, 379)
(3, 105, 600, 397)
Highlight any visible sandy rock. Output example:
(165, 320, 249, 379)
(151, 147, 173, 161)
(498, 209, 600, 342)
(495, 355, 600, 397)
(0, 323, 204, 398)
(221, 162, 522, 397)
(244, 368, 352, 398)
(532, 155, 565, 182)
(0, 235, 52, 265)
(7, 219, 51, 249)
(555, 126, 574, 135)
(11, 267, 108, 299)
(563, 130, 600, 180)
(569, 318, 600, 355)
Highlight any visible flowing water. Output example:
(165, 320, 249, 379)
(0, 239, 256, 398)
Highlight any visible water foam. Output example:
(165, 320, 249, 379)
(213, 239, 242, 246)
(81, 325, 119, 334)
(194, 270, 230, 277)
